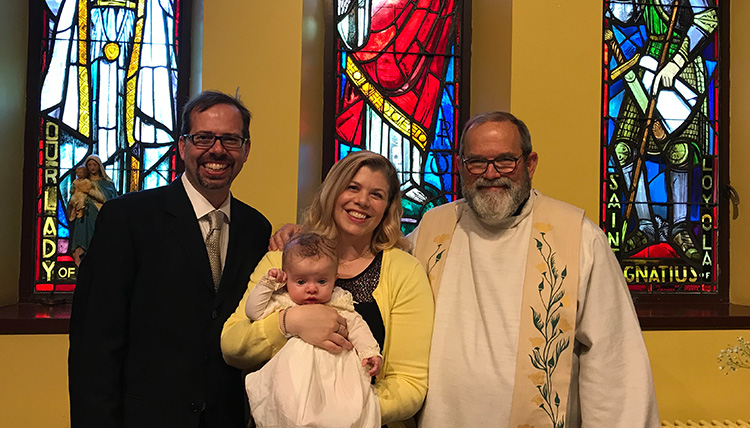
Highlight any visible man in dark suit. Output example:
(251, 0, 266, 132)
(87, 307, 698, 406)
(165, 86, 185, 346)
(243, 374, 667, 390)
(69, 91, 271, 428)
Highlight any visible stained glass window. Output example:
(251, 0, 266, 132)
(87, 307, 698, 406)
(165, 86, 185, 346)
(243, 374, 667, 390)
(601, 0, 724, 296)
(24, 0, 190, 297)
(326, 0, 469, 234)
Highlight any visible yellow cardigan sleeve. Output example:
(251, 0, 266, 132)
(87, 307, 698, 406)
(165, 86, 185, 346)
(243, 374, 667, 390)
(374, 249, 435, 426)
(221, 251, 288, 370)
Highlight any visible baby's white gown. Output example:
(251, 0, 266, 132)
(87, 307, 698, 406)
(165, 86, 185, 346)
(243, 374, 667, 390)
(246, 288, 381, 428)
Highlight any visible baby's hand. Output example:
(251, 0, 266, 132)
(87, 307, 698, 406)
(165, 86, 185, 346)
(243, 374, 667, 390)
(267, 268, 288, 287)
(362, 355, 383, 377)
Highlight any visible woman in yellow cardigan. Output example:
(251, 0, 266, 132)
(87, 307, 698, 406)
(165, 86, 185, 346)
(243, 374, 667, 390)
(221, 151, 434, 427)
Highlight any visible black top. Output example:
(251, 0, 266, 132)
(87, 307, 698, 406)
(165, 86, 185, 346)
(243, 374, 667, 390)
(336, 251, 385, 350)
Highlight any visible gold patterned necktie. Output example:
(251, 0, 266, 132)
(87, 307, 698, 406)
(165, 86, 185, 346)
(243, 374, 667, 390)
(205, 210, 223, 291)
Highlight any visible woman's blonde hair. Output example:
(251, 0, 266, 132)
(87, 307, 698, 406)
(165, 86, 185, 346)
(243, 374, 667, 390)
(302, 151, 408, 252)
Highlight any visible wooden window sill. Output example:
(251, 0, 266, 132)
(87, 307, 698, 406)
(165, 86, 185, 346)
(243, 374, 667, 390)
(636, 302, 750, 330)
(0, 302, 71, 334)
(2, 302, 749, 334)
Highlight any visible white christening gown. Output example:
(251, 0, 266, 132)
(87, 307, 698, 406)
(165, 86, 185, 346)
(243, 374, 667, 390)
(245, 287, 381, 428)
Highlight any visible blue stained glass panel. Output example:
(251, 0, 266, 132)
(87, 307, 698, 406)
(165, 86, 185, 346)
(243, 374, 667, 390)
(601, 0, 722, 294)
(446, 52, 455, 83)
(339, 143, 361, 159)
(46, 0, 63, 15)
(27, 0, 188, 293)
(57, 201, 69, 238)
(330, 0, 464, 234)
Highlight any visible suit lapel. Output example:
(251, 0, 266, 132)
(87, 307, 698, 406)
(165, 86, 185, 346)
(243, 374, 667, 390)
(163, 179, 215, 292)
(217, 197, 249, 300)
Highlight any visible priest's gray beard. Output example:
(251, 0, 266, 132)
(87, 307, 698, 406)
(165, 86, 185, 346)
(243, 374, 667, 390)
(462, 173, 531, 227)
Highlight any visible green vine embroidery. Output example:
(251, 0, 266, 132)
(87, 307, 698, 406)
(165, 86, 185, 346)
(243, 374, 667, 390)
(427, 243, 444, 276)
(528, 232, 569, 428)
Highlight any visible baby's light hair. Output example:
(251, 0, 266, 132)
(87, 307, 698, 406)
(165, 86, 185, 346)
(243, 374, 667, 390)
(75, 166, 89, 178)
(281, 233, 338, 272)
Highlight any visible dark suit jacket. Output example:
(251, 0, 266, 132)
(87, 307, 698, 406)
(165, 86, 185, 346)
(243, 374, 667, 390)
(69, 179, 271, 428)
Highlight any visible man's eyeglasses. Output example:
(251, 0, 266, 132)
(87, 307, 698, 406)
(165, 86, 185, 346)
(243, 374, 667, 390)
(183, 133, 248, 150)
(461, 155, 524, 175)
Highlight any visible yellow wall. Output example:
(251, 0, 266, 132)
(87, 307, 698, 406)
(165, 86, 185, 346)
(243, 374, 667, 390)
(0, 0, 26, 306)
(2, 1, 750, 426)
(0, 335, 70, 427)
(201, 1, 304, 230)
(4, 332, 749, 427)
(508, 0, 604, 217)
(296, 0, 326, 215)
(728, 1, 750, 306)
(644, 330, 750, 421)
(471, 0, 513, 113)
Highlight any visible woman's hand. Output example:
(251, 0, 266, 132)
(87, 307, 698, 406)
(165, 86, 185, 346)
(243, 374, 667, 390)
(281, 305, 353, 353)
(268, 223, 302, 251)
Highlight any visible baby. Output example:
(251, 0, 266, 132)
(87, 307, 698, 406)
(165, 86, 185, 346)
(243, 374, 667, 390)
(68, 166, 93, 221)
(244, 233, 382, 428)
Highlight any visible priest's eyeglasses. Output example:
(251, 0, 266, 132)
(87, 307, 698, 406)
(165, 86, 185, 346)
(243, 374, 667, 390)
(461, 155, 523, 175)
(183, 133, 248, 150)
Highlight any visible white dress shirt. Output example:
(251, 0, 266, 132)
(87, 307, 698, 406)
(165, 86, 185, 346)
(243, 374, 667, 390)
(181, 174, 231, 269)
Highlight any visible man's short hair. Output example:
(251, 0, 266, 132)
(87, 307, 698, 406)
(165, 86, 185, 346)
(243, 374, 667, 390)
(282, 233, 338, 271)
(459, 111, 532, 156)
(180, 90, 252, 138)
